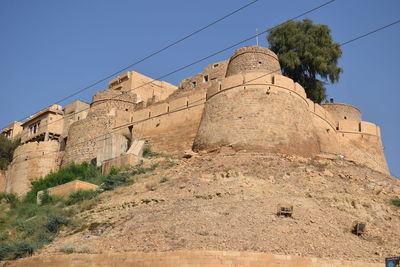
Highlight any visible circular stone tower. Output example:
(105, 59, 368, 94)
(225, 46, 282, 77)
(193, 46, 319, 156)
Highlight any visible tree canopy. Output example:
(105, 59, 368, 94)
(0, 135, 20, 170)
(267, 19, 342, 103)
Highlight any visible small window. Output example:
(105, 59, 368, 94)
(203, 75, 209, 82)
(213, 64, 219, 68)
(191, 81, 197, 88)
(344, 116, 347, 120)
(258, 61, 262, 65)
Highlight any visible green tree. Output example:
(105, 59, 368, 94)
(267, 19, 342, 103)
(0, 135, 20, 169)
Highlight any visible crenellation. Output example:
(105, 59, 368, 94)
(1, 45, 390, 194)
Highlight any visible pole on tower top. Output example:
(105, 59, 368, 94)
(256, 28, 259, 46)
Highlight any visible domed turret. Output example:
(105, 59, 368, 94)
(225, 46, 281, 77)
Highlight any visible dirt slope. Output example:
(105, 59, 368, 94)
(37, 152, 400, 263)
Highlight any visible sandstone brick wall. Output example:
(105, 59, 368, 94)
(108, 71, 177, 104)
(2, 250, 383, 267)
(339, 132, 388, 174)
(321, 103, 362, 124)
(101, 154, 139, 174)
(131, 91, 206, 154)
(225, 46, 282, 77)
(8, 141, 62, 196)
(41, 180, 98, 199)
(0, 170, 6, 193)
(0, 121, 22, 140)
(61, 109, 114, 167)
(194, 72, 319, 157)
(62, 100, 90, 137)
(180, 60, 228, 91)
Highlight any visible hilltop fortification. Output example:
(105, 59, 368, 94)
(0, 46, 389, 195)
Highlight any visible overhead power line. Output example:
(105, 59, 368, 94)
(340, 19, 400, 46)
(13, 4, 399, 171)
(69, 16, 400, 158)
(4, 1, 259, 128)
(1, 0, 337, 132)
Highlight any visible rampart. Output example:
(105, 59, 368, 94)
(321, 102, 362, 124)
(194, 72, 319, 156)
(8, 141, 62, 196)
(127, 90, 207, 154)
(1, 46, 391, 195)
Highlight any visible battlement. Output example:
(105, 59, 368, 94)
(179, 61, 228, 91)
(1, 46, 390, 195)
(225, 46, 281, 77)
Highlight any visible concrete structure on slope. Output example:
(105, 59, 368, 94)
(0, 46, 389, 195)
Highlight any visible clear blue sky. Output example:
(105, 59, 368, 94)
(0, 0, 399, 177)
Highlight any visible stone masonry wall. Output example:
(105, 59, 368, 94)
(321, 103, 362, 124)
(8, 141, 62, 196)
(194, 73, 319, 157)
(129, 91, 206, 154)
(0, 170, 6, 193)
(3, 250, 383, 267)
(225, 46, 282, 77)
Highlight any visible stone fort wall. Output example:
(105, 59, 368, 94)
(193, 73, 319, 156)
(120, 90, 207, 154)
(3, 46, 390, 195)
(8, 141, 62, 196)
(193, 69, 388, 174)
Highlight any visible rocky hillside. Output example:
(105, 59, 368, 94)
(37, 151, 400, 263)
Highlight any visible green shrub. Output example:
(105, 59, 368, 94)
(101, 173, 130, 191)
(24, 162, 102, 203)
(159, 177, 168, 183)
(391, 198, 400, 207)
(12, 241, 35, 259)
(142, 146, 169, 158)
(0, 242, 13, 260)
(0, 135, 20, 170)
(66, 190, 98, 206)
(0, 193, 18, 207)
(0, 161, 159, 260)
(44, 215, 70, 233)
(38, 190, 56, 205)
(60, 243, 75, 254)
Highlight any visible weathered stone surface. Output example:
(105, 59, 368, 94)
(37, 180, 99, 203)
(1, 250, 383, 267)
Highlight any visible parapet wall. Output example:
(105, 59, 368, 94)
(179, 61, 228, 91)
(8, 141, 62, 196)
(322, 103, 362, 124)
(3, 250, 383, 267)
(128, 91, 206, 154)
(225, 46, 282, 77)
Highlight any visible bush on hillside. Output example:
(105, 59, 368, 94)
(391, 198, 400, 207)
(66, 189, 98, 206)
(0, 135, 20, 170)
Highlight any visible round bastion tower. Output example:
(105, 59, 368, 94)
(193, 46, 320, 156)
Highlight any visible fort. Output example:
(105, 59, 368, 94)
(0, 46, 389, 196)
